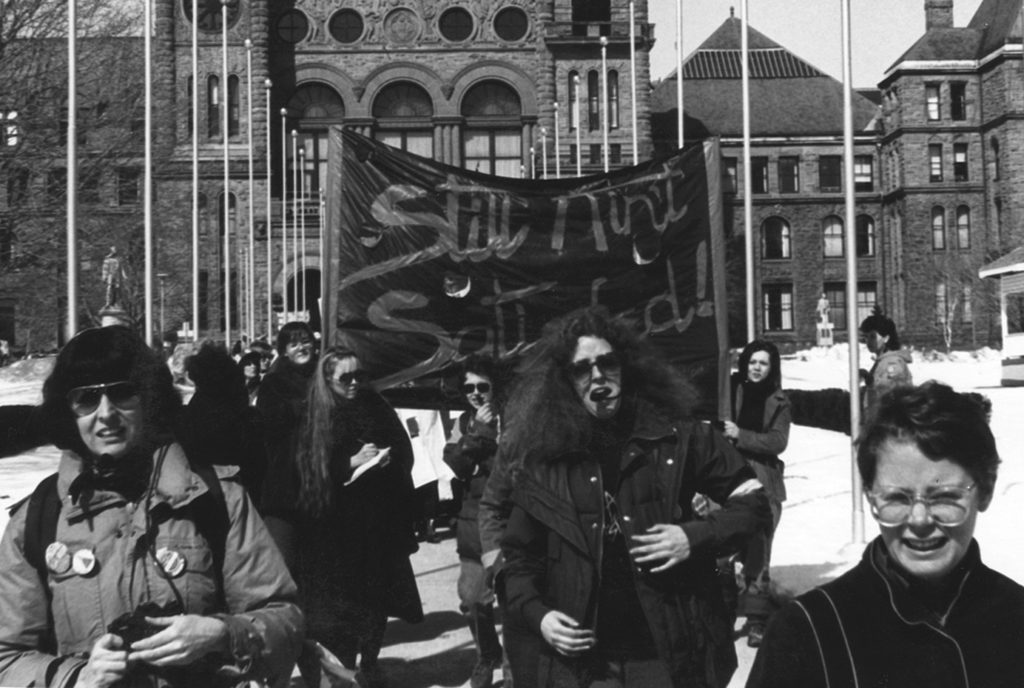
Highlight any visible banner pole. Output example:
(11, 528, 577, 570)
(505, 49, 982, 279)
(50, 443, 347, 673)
(554, 103, 561, 178)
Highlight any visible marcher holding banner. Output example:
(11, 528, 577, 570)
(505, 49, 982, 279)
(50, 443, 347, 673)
(500, 306, 769, 688)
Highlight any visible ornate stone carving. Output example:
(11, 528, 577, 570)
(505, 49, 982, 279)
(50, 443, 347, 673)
(383, 8, 421, 45)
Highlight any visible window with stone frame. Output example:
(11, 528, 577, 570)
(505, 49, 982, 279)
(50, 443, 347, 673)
(762, 283, 793, 331)
(818, 155, 841, 192)
(950, 83, 966, 121)
(723, 157, 738, 194)
(568, 71, 579, 131)
(751, 157, 769, 194)
(116, 167, 140, 205)
(854, 155, 873, 191)
(228, 75, 240, 138)
(6, 167, 29, 207)
(956, 205, 970, 249)
(823, 215, 844, 257)
(929, 143, 943, 182)
(931, 206, 946, 250)
(935, 282, 948, 325)
(823, 282, 847, 330)
(461, 80, 522, 178)
(1, 110, 19, 148)
(856, 214, 875, 257)
(856, 282, 877, 323)
(208, 75, 220, 138)
(607, 70, 619, 130)
(761, 217, 791, 259)
(587, 70, 599, 132)
(778, 156, 799, 193)
(953, 142, 968, 181)
(925, 83, 941, 121)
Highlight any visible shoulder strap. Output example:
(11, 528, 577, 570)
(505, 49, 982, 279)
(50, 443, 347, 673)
(24, 472, 60, 655)
(187, 460, 230, 609)
(795, 588, 860, 688)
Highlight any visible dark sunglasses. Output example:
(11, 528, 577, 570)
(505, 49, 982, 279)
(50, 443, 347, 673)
(331, 370, 368, 385)
(567, 352, 621, 381)
(66, 381, 140, 417)
(461, 382, 491, 395)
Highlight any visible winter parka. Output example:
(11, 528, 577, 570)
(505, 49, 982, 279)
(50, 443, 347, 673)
(501, 403, 770, 688)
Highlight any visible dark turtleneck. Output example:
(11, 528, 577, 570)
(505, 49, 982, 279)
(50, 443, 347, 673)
(70, 448, 154, 504)
(736, 377, 774, 432)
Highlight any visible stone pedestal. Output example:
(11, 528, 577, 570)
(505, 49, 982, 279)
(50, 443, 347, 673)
(98, 305, 132, 328)
(816, 320, 834, 346)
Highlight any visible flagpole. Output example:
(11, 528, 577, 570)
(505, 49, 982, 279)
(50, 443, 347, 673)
(574, 75, 581, 176)
(144, 0, 154, 346)
(291, 129, 299, 322)
(741, 0, 755, 340)
(66, 0, 78, 340)
(265, 79, 273, 340)
(540, 128, 548, 179)
(676, 0, 684, 149)
(600, 36, 609, 173)
(553, 102, 561, 178)
(280, 109, 288, 323)
(319, 187, 325, 329)
(841, 0, 865, 546)
(299, 146, 307, 318)
(629, 0, 638, 165)
(191, 0, 199, 339)
(221, 0, 231, 347)
(245, 39, 255, 340)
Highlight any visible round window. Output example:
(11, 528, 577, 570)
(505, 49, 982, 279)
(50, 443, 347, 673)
(276, 10, 309, 44)
(183, 0, 239, 32)
(329, 9, 364, 44)
(439, 7, 473, 42)
(494, 7, 528, 42)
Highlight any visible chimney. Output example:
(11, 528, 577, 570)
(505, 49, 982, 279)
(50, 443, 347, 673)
(925, 0, 954, 30)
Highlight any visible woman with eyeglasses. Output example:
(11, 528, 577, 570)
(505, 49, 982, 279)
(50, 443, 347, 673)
(721, 340, 790, 648)
(0, 326, 303, 688)
(262, 346, 423, 688)
(442, 355, 506, 688)
(747, 381, 1024, 688)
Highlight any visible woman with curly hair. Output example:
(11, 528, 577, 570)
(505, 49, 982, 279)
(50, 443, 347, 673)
(263, 346, 423, 688)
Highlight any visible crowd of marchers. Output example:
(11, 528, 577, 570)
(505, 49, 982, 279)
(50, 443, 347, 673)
(0, 306, 1021, 688)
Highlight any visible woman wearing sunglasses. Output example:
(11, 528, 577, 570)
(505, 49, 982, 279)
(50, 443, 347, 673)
(747, 381, 1024, 687)
(442, 355, 506, 688)
(262, 346, 422, 688)
(0, 326, 302, 687)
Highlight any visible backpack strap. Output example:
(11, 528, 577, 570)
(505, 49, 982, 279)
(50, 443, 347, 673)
(186, 460, 230, 610)
(794, 588, 860, 688)
(23, 472, 60, 654)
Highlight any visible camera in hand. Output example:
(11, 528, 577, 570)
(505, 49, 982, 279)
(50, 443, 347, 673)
(107, 600, 182, 648)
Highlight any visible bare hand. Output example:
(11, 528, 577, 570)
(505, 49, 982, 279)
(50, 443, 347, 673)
(351, 443, 380, 469)
(476, 403, 494, 425)
(629, 523, 691, 573)
(127, 614, 228, 667)
(78, 634, 129, 688)
(722, 421, 739, 440)
(539, 610, 596, 656)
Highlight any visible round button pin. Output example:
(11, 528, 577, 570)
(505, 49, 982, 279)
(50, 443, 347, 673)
(45, 542, 71, 575)
(155, 547, 186, 578)
(71, 548, 97, 576)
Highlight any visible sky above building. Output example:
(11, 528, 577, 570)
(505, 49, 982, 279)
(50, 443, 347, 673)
(649, 0, 985, 87)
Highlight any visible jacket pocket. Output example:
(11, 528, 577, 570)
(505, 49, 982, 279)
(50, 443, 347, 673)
(152, 535, 218, 614)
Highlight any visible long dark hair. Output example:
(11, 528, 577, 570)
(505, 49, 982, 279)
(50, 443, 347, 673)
(736, 339, 782, 390)
(296, 346, 361, 516)
(501, 306, 698, 465)
(41, 326, 180, 458)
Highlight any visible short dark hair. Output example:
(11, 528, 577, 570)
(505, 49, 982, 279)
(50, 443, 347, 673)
(276, 321, 315, 356)
(859, 313, 900, 351)
(737, 339, 782, 389)
(40, 326, 180, 456)
(857, 381, 999, 501)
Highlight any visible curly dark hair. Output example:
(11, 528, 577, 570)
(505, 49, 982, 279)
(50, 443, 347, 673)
(857, 381, 999, 503)
(500, 305, 698, 465)
(40, 326, 181, 457)
(736, 339, 782, 390)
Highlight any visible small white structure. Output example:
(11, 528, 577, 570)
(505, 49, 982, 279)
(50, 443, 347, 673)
(979, 246, 1024, 386)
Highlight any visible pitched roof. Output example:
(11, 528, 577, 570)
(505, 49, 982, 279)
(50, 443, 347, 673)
(651, 16, 879, 137)
(979, 245, 1024, 278)
(886, 0, 1022, 71)
(969, 0, 1024, 56)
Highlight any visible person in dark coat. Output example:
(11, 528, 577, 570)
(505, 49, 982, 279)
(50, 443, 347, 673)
(747, 382, 1024, 688)
(262, 346, 423, 688)
(722, 340, 790, 647)
(239, 351, 263, 406)
(443, 355, 505, 688)
(500, 306, 770, 688)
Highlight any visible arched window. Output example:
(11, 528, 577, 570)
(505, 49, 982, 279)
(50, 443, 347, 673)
(956, 205, 970, 249)
(608, 70, 619, 130)
(288, 83, 345, 194)
(931, 206, 946, 250)
(823, 215, 844, 257)
(587, 70, 599, 131)
(373, 81, 434, 158)
(207, 75, 220, 138)
(228, 75, 240, 137)
(856, 214, 875, 257)
(462, 80, 523, 177)
(568, 71, 579, 131)
(761, 217, 791, 259)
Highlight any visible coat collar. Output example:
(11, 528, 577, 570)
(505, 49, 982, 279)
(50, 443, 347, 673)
(58, 443, 211, 521)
